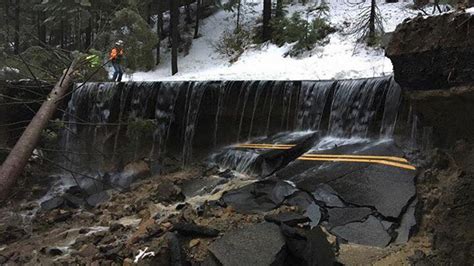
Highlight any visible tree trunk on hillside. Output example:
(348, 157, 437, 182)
(262, 0, 272, 41)
(194, 0, 201, 38)
(368, 0, 376, 45)
(37, 10, 47, 46)
(14, 0, 20, 54)
(236, 0, 241, 32)
(4, 1, 10, 46)
(156, 0, 162, 65)
(0, 61, 77, 201)
(170, 0, 179, 75)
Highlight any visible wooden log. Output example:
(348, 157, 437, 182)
(0, 60, 77, 200)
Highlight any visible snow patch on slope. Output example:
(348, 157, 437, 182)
(128, 0, 417, 81)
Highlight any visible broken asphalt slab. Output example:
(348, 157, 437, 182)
(275, 140, 417, 218)
(207, 222, 286, 266)
(219, 139, 418, 247)
(222, 179, 298, 213)
(280, 224, 337, 265)
(326, 207, 373, 229)
(264, 212, 310, 226)
(331, 215, 392, 248)
(211, 131, 319, 177)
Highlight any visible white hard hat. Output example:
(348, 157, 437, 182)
(116, 40, 124, 46)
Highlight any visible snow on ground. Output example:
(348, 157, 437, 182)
(127, 0, 417, 81)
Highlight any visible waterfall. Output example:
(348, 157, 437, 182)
(150, 82, 180, 158)
(182, 82, 207, 165)
(62, 82, 117, 171)
(380, 78, 402, 137)
(61, 76, 403, 169)
(296, 81, 333, 131)
(214, 82, 230, 147)
(328, 77, 387, 138)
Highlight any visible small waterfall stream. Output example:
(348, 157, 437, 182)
(60, 76, 403, 170)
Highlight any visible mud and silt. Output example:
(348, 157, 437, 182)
(0, 132, 426, 265)
(1, 137, 473, 265)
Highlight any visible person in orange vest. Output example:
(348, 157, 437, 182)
(110, 40, 125, 82)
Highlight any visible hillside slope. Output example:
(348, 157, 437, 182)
(128, 0, 417, 81)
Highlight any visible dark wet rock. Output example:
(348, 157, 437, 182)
(160, 156, 182, 175)
(63, 193, 86, 208)
(109, 223, 125, 233)
(284, 191, 315, 209)
(208, 223, 286, 266)
(331, 215, 392, 247)
(0, 254, 7, 264)
(0, 225, 28, 245)
(180, 176, 226, 198)
(304, 203, 322, 228)
(196, 204, 205, 216)
(175, 203, 187, 210)
(280, 224, 337, 265)
(41, 247, 63, 256)
(86, 191, 110, 207)
(172, 223, 220, 237)
(101, 244, 124, 261)
(326, 207, 372, 229)
(65, 185, 84, 196)
(222, 179, 297, 213)
(150, 180, 184, 203)
(41, 197, 65, 211)
(166, 232, 185, 266)
(78, 177, 104, 196)
(312, 184, 345, 207)
(218, 169, 235, 179)
(264, 212, 310, 226)
(395, 198, 418, 244)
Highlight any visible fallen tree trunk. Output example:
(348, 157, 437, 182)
(0, 60, 77, 201)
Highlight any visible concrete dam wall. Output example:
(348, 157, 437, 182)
(62, 76, 403, 170)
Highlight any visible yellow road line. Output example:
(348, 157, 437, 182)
(298, 156, 416, 171)
(302, 154, 408, 163)
(235, 143, 295, 147)
(236, 146, 292, 150)
(233, 143, 415, 170)
(235, 144, 294, 150)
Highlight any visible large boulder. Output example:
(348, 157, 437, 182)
(386, 12, 474, 90)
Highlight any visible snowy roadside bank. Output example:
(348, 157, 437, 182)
(127, 0, 417, 81)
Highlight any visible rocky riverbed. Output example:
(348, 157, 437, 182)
(0, 136, 472, 265)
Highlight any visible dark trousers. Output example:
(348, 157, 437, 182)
(112, 62, 124, 82)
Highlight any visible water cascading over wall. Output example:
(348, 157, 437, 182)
(61, 76, 402, 171)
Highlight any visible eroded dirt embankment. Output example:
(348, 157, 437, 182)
(401, 87, 474, 265)
(387, 12, 474, 90)
(387, 11, 474, 262)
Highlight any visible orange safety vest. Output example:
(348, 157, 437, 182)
(109, 47, 124, 61)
